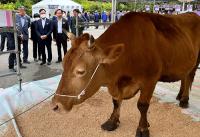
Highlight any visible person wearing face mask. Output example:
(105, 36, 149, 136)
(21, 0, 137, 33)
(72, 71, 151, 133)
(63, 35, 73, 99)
(35, 9, 53, 65)
(53, 9, 69, 63)
(31, 13, 41, 62)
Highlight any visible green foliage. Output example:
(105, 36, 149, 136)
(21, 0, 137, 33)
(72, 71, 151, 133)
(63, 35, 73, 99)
(75, 0, 112, 12)
(0, 3, 16, 10)
(0, 0, 16, 4)
(0, 0, 33, 15)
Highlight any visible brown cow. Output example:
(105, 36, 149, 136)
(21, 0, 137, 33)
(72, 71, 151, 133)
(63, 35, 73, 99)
(52, 12, 200, 137)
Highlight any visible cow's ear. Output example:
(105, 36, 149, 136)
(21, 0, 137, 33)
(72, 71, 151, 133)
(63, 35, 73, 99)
(100, 43, 124, 64)
(63, 29, 76, 41)
(62, 54, 67, 68)
(90, 35, 95, 45)
(67, 32, 76, 41)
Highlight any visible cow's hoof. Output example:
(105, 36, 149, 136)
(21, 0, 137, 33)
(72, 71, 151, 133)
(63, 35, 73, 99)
(135, 128, 149, 137)
(179, 100, 189, 108)
(101, 119, 120, 131)
(179, 97, 189, 108)
(176, 94, 182, 101)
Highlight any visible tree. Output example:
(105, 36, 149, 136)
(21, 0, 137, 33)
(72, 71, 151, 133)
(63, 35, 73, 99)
(32, 0, 42, 3)
(1, 0, 16, 4)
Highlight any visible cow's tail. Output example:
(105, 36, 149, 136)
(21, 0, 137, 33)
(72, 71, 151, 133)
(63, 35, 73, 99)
(189, 51, 200, 90)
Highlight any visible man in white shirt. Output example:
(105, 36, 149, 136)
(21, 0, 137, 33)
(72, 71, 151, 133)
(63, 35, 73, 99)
(53, 9, 69, 63)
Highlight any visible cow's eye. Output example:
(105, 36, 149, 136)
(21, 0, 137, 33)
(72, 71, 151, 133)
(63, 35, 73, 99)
(75, 69, 86, 77)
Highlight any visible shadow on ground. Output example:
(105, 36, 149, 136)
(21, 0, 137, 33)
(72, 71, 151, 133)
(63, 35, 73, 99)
(32, 65, 62, 81)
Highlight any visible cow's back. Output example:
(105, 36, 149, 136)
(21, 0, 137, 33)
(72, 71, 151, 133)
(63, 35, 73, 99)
(96, 12, 200, 81)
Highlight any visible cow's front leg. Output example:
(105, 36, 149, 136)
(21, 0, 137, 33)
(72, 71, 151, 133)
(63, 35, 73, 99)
(136, 102, 150, 137)
(101, 98, 122, 131)
(136, 82, 156, 137)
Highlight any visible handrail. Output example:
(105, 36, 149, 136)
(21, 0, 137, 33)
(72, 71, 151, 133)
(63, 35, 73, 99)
(0, 50, 17, 55)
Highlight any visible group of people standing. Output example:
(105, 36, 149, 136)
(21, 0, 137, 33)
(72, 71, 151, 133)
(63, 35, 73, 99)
(0, 7, 127, 72)
(0, 6, 31, 70)
(0, 6, 83, 72)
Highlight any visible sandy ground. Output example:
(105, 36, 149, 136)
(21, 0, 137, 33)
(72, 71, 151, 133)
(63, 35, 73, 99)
(2, 90, 200, 137)
(0, 27, 200, 137)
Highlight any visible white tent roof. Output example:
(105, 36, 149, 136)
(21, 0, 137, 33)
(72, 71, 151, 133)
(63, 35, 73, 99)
(32, 0, 82, 17)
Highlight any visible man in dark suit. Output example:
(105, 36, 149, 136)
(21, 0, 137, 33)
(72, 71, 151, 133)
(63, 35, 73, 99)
(16, 6, 31, 64)
(7, 32, 16, 72)
(53, 9, 69, 63)
(35, 9, 53, 65)
(0, 32, 7, 51)
(70, 9, 84, 36)
(31, 13, 41, 62)
(94, 11, 99, 29)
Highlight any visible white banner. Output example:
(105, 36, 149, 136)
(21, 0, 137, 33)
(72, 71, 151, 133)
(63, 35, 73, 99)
(154, 5, 159, 11)
(187, 5, 193, 12)
(175, 5, 181, 12)
(0, 10, 13, 27)
(145, 5, 150, 11)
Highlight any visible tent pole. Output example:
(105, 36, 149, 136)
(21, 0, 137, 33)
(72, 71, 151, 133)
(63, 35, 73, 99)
(111, 0, 114, 22)
(76, 15, 79, 37)
(111, 0, 116, 23)
(114, 0, 117, 22)
(182, 1, 185, 11)
(12, 11, 22, 92)
(134, 0, 137, 11)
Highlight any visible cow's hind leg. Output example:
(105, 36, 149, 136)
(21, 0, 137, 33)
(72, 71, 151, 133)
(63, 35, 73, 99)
(101, 99, 122, 131)
(176, 78, 190, 108)
(136, 82, 156, 137)
(177, 69, 197, 108)
(176, 80, 184, 101)
(178, 54, 200, 108)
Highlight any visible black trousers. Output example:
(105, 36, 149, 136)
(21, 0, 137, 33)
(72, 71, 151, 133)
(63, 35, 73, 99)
(39, 40, 52, 63)
(56, 34, 67, 61)
(95, 21, 99, 29)
(18, 38, 29, 62)
(33, 40, 41, 59)
(0, 32, 7, 51)
(7, 33, 16, 69)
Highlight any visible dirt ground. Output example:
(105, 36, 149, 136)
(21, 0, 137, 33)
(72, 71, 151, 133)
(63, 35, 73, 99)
(2, 89, 200, 137)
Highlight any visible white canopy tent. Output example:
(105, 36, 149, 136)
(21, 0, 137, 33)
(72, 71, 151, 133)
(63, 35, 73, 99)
(32, 0, 83, 18)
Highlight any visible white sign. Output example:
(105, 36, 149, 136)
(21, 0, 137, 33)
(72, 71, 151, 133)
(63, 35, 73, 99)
(145, 5, 150, 11)
(175, 5, 181, 12)
(0, 10, 13, 27)
(154, 5, 159, 11)
(187, 5, 193, 12)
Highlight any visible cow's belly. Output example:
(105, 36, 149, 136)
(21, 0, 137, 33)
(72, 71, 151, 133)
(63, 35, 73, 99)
(159, 75, 181, 82)
(109, 76, 141, 100)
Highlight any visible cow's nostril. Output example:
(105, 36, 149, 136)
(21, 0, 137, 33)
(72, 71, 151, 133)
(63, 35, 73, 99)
(53, 105, 59, 111)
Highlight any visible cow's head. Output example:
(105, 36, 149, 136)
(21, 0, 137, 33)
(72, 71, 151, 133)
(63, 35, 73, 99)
(52, 32, 124, 112)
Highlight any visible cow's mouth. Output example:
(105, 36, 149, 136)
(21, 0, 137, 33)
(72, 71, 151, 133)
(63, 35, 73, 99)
(52, 102, 73, 112)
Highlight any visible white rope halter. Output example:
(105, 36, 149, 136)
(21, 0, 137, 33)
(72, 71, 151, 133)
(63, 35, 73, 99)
(55, 63, 100, 100)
